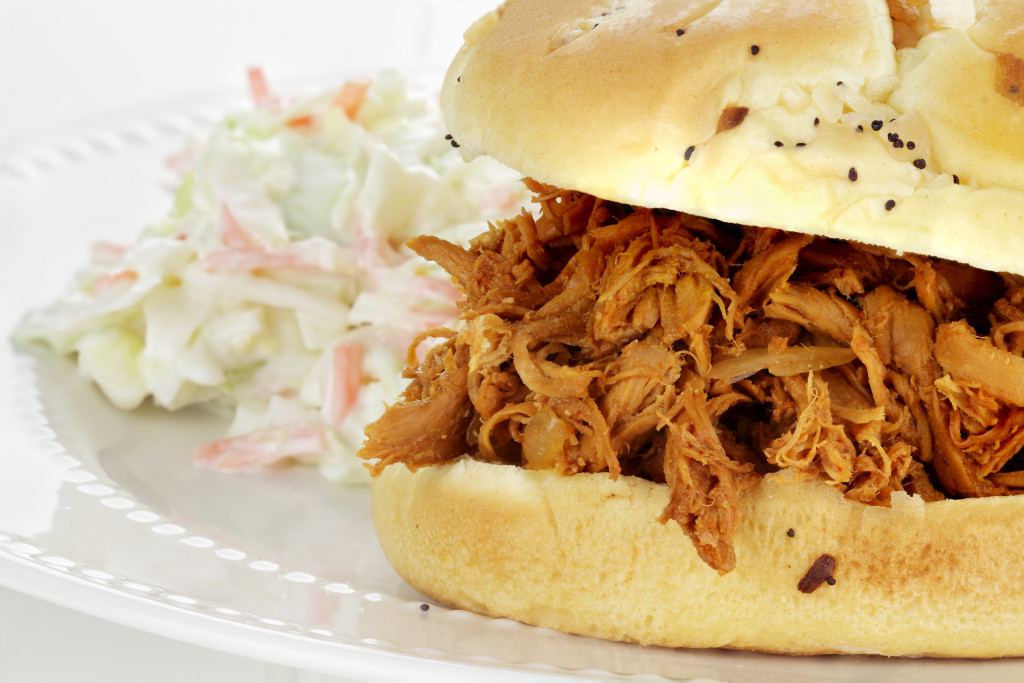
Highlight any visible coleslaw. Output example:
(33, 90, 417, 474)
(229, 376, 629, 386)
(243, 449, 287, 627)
(15, 69, 525, 482)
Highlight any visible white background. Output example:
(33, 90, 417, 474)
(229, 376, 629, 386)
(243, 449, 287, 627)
(0, 2, 489, 681)
(0, 0, 487, 151)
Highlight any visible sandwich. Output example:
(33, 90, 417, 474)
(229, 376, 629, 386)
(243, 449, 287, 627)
(357, 0, 1024, 656)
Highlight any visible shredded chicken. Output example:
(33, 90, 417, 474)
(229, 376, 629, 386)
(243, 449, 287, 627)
(359, 180, 1024, 573)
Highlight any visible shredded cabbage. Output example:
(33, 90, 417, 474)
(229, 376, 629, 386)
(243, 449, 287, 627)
(15, 70, 525, 482)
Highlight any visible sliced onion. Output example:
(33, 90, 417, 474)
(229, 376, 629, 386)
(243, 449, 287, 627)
(522, 406, 575, 470)
(708, 346, 857, 383)
(990, 471, 1024, 488)
(935, 321, 1024, 407)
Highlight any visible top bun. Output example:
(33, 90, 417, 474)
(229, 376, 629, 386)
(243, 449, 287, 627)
(441, 0, 1024, 276)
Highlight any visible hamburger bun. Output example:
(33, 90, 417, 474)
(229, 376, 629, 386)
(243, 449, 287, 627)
(441, 0, 1024, 277)
(363, 0, 1024, 656)
(373, 457, 1024, 656)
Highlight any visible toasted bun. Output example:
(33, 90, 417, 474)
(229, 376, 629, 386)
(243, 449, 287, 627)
(373, 458, 1024, 656)
(441, 0, 1024, 276)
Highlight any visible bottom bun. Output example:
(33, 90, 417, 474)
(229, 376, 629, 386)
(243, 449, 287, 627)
(371, 457, 1024, 657)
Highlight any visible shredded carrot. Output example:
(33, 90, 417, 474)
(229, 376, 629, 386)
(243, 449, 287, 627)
(285, 113, 316, 129)
(90, 241, 127, 265)
(247, 66, 271, 105)
(92, 269, 138, 295)
(334, 80, 371, 120)
(193, 422, 328, 470)
(219, 203, 260, 249)
(329, 343, 365, 425)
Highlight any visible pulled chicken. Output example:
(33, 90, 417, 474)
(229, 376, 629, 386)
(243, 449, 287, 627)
(359, 180, 1024, 573)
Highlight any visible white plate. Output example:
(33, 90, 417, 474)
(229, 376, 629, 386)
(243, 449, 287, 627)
(2, 75, 1024, 683)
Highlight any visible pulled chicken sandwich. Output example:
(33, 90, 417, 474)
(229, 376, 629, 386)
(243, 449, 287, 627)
(359, 0, 1024, 657)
